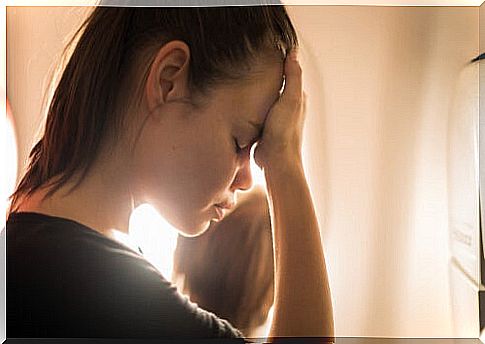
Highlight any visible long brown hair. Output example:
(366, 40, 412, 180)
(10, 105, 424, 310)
(9, 5, 298, 213)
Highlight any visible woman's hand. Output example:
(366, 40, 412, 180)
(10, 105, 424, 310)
(254, 49, 307, 171)
(258, 52, 335, 338)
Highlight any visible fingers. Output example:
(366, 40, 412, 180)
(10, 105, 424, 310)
(253, 49, 305, 170)
(280, 49, 303, 107)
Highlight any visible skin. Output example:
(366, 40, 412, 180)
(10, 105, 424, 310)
(16, 40, 283, 238)
(17, 41, 335, 340)
(129, 41, 284, 236)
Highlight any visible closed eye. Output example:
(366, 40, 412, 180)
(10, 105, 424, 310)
(234, 138, 245, 154)
(234, 138, 255, 155)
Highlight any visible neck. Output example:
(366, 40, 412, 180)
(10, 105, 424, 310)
(16, 156, 136, 239)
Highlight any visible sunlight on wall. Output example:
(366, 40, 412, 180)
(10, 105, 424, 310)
(129, 203, 179, 281)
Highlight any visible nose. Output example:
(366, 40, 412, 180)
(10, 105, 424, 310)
(230, 153, 253, 192)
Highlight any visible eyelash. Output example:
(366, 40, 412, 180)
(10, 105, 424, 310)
(234, 138, 245, 154)
(235, 133, 262, 155)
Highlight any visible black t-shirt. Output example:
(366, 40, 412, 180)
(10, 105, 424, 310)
(6, 212, 244, 339)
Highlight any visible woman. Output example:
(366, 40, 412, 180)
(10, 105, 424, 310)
(7, 5, 334, 340)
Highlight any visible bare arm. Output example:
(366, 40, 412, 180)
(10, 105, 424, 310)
(265, 159, 334, 339)
(255, 49, 334, 340)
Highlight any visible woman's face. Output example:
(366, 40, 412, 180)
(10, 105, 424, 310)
(131, 57, 284, 236)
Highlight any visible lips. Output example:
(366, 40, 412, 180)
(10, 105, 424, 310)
(213, 205, 225, 221)
(212, 200, 235, 222)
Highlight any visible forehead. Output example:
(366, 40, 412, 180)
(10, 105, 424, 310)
(213, 60, 284, 125)
(243, 62, 283, 118)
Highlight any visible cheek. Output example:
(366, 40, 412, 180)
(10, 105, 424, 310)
(131, 117, 238, 234)
(157, 126, 236, 204)
(184, 132, 237, 197)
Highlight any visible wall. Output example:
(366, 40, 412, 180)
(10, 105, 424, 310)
(287, 5, 478, 337)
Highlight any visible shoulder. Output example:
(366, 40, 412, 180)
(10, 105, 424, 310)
(7, 212, 244, 339)
(7, 211, 165, 288)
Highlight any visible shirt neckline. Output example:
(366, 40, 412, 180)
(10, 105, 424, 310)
(7, 211, 144, 255)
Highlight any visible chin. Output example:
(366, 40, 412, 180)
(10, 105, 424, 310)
(177, 219, 211, 238)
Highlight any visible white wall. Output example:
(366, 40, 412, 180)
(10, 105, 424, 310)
(7, 5, 479, 338)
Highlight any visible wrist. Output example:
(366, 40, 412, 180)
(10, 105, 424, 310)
(263, 153, 304, 178)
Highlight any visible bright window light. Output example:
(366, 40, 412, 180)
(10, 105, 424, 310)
(129, 203, 179, 281)
(250, 146, 266, 187)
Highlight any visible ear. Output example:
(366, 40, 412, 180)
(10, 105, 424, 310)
(145, 40, 191, 113)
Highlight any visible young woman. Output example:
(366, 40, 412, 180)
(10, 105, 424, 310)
(7, 5, 334, 340)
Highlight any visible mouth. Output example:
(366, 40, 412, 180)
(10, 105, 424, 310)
(213, 205, 226, 222)
(212, 199, 235, 222)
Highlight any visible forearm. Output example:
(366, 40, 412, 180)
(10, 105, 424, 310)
(265, 159, 334, 339)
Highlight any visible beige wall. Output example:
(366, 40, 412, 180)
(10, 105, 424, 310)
(7, 5, 479, 337)
(287, 5, 478, 337)
(7, 6, 91, 178)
